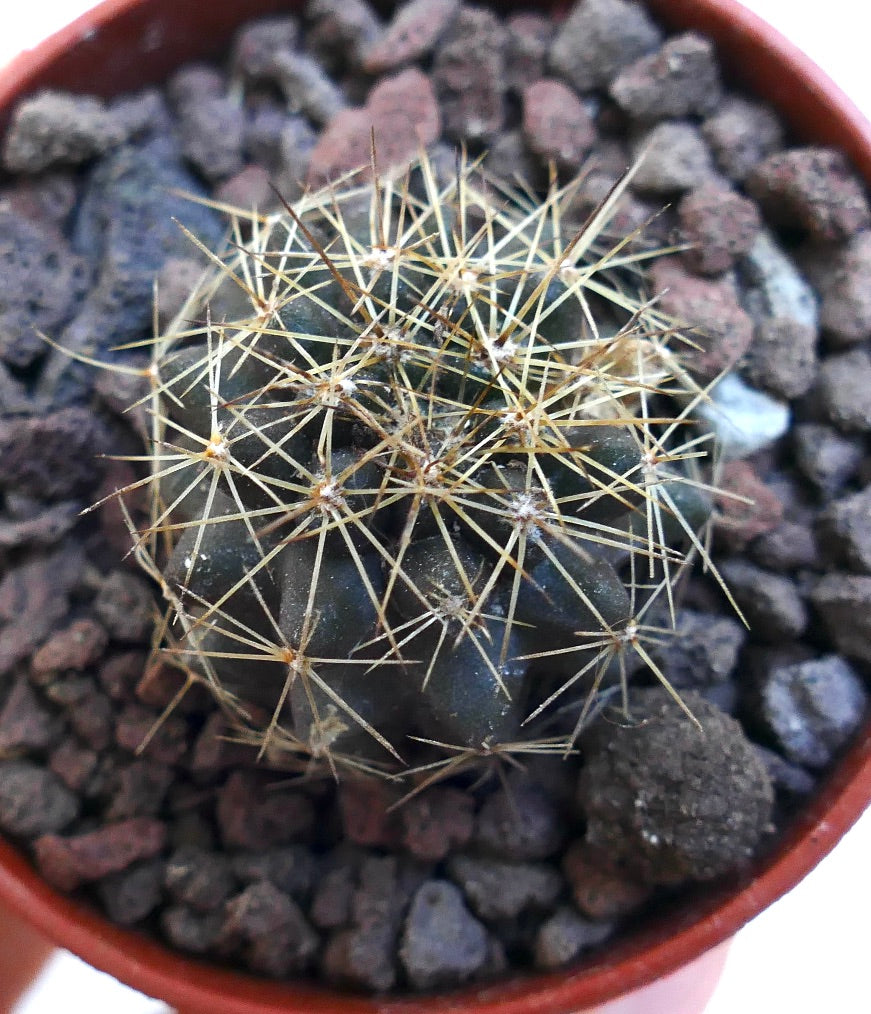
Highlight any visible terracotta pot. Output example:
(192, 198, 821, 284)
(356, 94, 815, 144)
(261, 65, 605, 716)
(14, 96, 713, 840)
(0, 1, 869, 1011)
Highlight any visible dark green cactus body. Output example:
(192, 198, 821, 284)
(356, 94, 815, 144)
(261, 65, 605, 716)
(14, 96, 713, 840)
(137, 154, 717, 768)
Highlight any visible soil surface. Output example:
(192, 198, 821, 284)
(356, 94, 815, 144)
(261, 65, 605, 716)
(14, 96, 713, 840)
(0, 0, 868, 995)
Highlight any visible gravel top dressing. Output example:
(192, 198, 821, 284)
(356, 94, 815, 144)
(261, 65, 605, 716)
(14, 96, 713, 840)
(0, 0, 868, 995)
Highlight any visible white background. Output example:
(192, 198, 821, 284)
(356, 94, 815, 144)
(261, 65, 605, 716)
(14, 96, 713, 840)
(2, 2, 869, 1012)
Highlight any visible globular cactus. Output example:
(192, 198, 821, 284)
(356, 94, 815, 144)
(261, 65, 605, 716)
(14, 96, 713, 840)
(130, 153, 718, 776)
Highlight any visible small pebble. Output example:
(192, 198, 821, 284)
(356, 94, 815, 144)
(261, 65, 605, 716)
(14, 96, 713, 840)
(0, 760, 79, 837)
(817, 486, 871, 573)
(811, 573, 871, 663)
(534, 906, 614, 970)
(698, 374, 790, 461)
(446, 855, 562, 922)
(630, 122, 714, 194)
(718, 559, 808, 641)
(816, 347, 871, 432)
(399, 880, 489, 991)
(755, 655, 867, 768)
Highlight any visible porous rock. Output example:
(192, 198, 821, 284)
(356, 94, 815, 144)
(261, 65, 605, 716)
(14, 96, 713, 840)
(753, 655, 867, 768)
(577, 689, 774, 885)
(817, 485, 871, 572)
(0, 760, 79, 837)
(549, 0, 662, 93)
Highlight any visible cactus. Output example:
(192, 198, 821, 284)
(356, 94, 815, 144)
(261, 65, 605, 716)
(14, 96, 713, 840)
(122, 152, 723, 776)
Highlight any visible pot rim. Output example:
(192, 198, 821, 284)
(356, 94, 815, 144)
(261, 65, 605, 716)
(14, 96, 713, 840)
(0, 2, 869, 1012)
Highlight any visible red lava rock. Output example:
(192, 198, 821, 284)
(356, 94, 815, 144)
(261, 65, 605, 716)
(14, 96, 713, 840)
(68, 684, 115, 752)
(338, 776, 402, 848)
(702, 96, 784, 182)
(49, 738, 99, 792)
(648, 257, 753, 378)
(818, 230, 871, 346)
(135, 660, 189, 710)
(307, 69, 440, 187)
(522, 79, 595, 173)
(98, 650, 148, 702)
(504, 14, 553, 94)
(190, 711, 253, 774)
(34, 817, 167, 891)
(217, 771, 316, 849)
(743, 317, 818, 401)
(399, 786, 474, 861)
(610, 33, 722, 122)
(213, 165, 274, 212)
(715, 460, 785, 551)
(115, 702, 189, 766)
(364, 0, 459, 73)
(747, 147, 871, 242)
(678, 182, 762, 276)
(30, 618, 108, 678)
(562, 841, 652, 920)
(432, 7, 507, 143)
(0, 676, 56, 753)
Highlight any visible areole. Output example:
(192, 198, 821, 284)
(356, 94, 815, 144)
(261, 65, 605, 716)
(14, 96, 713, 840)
(0, 2, 869, 1013)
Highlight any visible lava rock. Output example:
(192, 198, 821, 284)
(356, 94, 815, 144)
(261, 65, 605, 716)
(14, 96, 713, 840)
(34, 817, 167, 891)
(268, 49, 348, 127)
(307, 68, 440, 186)
(630, 122, 714, 194)
(0, 677, 57, 753)
(753, 655, 867, 768)
(747, 147, 870, 242)
(306, 0, 383, 73)
(811, 573, 871, 664)
(399, 880, 489, 990)
(0, 760, 79, 837)
(610, 33, 721, 122)
(650, 609, 745, 688)
(230, 16, 300, 80)
(522, 79, 595, 173)
(165, 845, 237, 911)
(97, 859, 165, 926)
(221, 881, 319, 977)
(715, 461, 785, 551)
(577, 689, 775, 885)
(717, 560, 808, 642)
(93, 571, 155, 643)
(648, 258, 753, 378)
(549, 0, 662, 93)
(750, 520, 819, 573)
(363, 0, 458, 73)
(561, 840, 651, 920)
(504, 13, 553, 94)
(432, 7, 507, 143)
(678, 182, 762, 276)
(161, 905, 224, 954)
(217, 771, 316, 849)
(818, 486, 871, 572)
(399, 786, 474, 862)
(474, 773, 565, 861)
(743, 317, 819, 401)
(702, 97, 784, 182)
(31, 617, 109, 678)
(231, 846, 318, 902)
(817, 231, 871, 346)
(0, 209, 90, 368)
(793, 424, 863, 498)
(0, 408, 109, 500)
(816, 347, 871, 432)
(446, 855, 562, 922)
(3, 91, 125, 172)
(533, 906, 614, 969)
